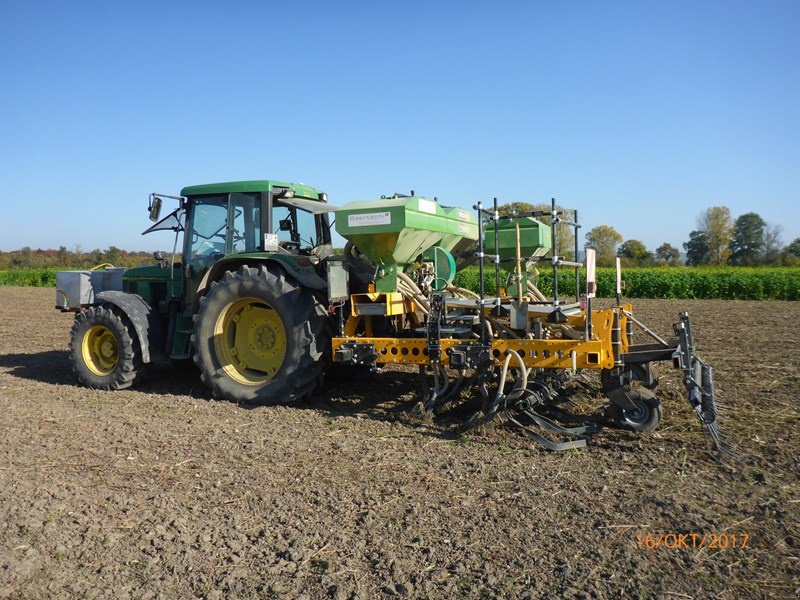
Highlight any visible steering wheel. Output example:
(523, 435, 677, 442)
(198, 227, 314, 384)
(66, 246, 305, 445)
(195, 238, 225, 256)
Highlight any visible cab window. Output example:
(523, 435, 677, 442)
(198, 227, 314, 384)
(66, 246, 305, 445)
(271, 201, 319, 252)
(189, 196, 228, 265)
(230, 193, 261, 254)
(187, 193, 261, 268)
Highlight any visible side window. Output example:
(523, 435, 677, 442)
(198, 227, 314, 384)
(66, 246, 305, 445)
(272, 202, 319, 250)
(272, 205, 293, 244)
(230, 193, 261, 254)
(295, 208, 317, 249)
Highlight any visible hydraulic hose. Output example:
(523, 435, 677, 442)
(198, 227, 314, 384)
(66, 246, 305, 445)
(398, 282, 430, 314)
(446, 285, 480, 300)
(505, 349, 528, 399)
(397, 271, 424, 295)
(488, 317, 520, 339)
(496, 349, 528, 405)
(497, 353, 513, 398)
(527, 281, 549, 302)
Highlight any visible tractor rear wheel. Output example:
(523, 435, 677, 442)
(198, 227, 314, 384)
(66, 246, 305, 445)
(192, 265, 331, 405)
(69, 305, 142, 390)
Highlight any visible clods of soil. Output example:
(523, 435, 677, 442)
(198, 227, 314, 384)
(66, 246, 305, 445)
(0, 287, 797, 598)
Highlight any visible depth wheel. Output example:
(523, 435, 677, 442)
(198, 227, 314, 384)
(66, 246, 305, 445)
(609, 391, 662, 433)
(192, 265, 331, 405)
(601, 364, 657, 391)
(69, 305, 142, 390)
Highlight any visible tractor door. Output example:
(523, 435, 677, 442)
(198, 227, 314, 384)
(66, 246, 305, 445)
(181, 193, 262, 307)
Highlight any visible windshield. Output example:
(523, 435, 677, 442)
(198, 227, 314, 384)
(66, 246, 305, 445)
(185, 193, 325, 271)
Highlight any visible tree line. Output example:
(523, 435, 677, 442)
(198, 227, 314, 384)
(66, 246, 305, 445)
(585, 206, 799, 267)
(0, 246, 161, 270)
(3, 204, 798, 271)
(496, 202, 798, 268)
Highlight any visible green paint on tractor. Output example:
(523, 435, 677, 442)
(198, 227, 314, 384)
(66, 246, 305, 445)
(180, 180, 324, 199)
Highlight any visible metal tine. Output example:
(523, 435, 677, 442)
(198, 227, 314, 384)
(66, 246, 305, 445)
(522, 409, 595, 436)
(505, 405, 588, 451)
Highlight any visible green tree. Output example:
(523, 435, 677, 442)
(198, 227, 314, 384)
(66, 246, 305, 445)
(697, 206, 733, 265)
(786, 237, 800, 258)
(684, 230, 710, 266)
(19, 247, 33, 268)
(585, 225, 623, 267)
(728, 212, 766, 265)
(57, 245, 69, 266)
(498, 201, 575, 259)
(655, 242, 681, 265)
(104, 246, 121, 265)
(762, 223, 783, 265)
(617, 239, 653, 266)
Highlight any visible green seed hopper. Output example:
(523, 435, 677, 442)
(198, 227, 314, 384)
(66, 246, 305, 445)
(335, 195, 478, 292)
(485, 216, 552, 259)
(485, 217, 552, 299)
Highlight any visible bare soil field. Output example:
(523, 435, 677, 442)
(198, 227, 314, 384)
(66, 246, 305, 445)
(0, 286, 797, 599)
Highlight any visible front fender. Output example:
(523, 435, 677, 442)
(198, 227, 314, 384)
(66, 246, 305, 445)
(94, 291, 163, 363)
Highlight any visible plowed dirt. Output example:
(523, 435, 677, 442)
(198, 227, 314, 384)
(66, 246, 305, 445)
(0, 287, 797, 598)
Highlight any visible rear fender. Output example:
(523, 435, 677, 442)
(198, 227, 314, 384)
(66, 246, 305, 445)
(196, 256, 326, 307)
(94, 291, 163, 363)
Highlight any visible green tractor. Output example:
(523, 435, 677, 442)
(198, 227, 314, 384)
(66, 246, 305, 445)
(55, 185, 726, 455)
(56, 180, 338, 405)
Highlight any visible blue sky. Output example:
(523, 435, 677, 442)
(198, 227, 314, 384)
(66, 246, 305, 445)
(1, 0, 798, 253)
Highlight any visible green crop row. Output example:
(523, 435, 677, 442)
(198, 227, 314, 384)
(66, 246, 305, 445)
(2, 266, 799, 300)
(453, 266, 800, 301)
(0, 268, 59, 287)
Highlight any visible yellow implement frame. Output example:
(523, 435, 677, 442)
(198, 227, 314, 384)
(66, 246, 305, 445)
(332, 305, 632, 371)
(343, 292, 421, 337)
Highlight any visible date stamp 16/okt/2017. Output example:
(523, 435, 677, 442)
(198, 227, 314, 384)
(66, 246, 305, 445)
(636, 532, 750, 550)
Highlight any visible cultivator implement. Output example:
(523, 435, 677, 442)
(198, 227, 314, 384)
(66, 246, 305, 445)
(332, 197, 729, 457)
(55, 179, 729, 459)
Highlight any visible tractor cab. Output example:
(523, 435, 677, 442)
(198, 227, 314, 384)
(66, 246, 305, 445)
(147, 180, 332, 261)
(142, 180, 335, 306)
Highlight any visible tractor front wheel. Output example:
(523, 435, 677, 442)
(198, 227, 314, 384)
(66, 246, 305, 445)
(69, 305, 142, 390)
(192, 265, 330, 405)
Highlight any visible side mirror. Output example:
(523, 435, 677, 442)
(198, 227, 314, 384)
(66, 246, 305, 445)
(279, 218, 293, 232)
(149, 196, 163, 222)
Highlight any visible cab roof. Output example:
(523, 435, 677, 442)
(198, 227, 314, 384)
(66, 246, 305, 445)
(180, 180, 324, 199)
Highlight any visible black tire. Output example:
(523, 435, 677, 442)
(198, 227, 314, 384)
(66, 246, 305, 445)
(192, 265, 331, 405)
(608, 390, 662, 433)
(69, 305, 142, 390)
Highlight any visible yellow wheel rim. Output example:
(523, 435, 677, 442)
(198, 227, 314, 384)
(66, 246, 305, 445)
(214, 297, 287, 385)
(81, 325, 120, 376)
